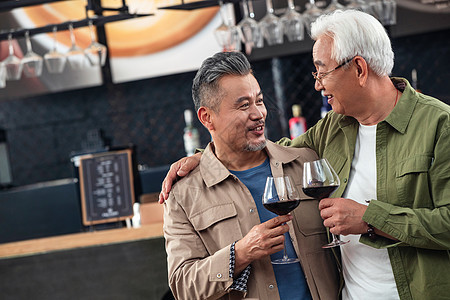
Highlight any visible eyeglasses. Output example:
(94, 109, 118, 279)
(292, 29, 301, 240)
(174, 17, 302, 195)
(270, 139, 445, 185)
(312, 56, 355, 85)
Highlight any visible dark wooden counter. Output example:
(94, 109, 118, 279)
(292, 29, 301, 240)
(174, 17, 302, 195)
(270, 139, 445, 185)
(0, 224, 172, 300)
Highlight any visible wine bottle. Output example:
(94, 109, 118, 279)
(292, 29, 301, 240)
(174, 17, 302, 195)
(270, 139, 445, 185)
(183, 109, 200, 157)
(289, 104, 307, 139)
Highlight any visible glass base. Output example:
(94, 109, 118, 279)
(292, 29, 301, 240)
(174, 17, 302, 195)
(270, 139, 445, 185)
(271, 257, 300, 264)
(322, 239, 349, 248)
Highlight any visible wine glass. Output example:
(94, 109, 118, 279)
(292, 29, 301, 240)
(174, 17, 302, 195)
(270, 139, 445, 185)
(84, 20, 107, 67)
(303, 0, 323, 34)
(3, 33, 23, 81)
(44, 26, 67, 74)
(345, 0, 372, 13)
(380, 0, 397, 25)
(214, 1, 241, 52)
(248, 0, 264, 48)
(0, 62, 6, 88)
(237, 0, 262, 54)
(66, 23, 88, 70)
(302, 158, 349, 248)
(262, 175, 301, 264)
(323, 0, 345, 14)
(280, 0, 305, 42)
(259, 0, 284, 46)
(21, 31, 44, 78)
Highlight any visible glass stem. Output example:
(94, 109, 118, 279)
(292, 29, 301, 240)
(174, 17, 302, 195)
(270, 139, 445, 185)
(248, 0, 256, 19)
(288, 0, 295, 10)
(331, 233, 340, 243)
(88, 21, 96, 43)
(52, 26, 58, 52)
(25, 31, 32, 53)
(265, 0, 274, 14)
(282, 239, 288, 260)
(69, 23, 77, 48)
(282, 223, 288, 261)
(218, 0, 228, 25)
(242, 0, 250, 18)
(8, 34, 14, 56)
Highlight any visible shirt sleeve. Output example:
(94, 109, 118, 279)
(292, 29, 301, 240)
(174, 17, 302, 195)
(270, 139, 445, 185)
(229, 241, 251, 293)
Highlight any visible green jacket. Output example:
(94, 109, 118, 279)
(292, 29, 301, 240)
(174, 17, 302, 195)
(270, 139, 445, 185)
(278, 78, 450, 300)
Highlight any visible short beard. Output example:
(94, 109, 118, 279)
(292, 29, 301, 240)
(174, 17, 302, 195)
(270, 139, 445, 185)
(244, 139, 266, 152)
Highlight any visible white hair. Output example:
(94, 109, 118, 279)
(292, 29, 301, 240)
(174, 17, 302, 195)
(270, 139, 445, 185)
(310, 9, 394, 77)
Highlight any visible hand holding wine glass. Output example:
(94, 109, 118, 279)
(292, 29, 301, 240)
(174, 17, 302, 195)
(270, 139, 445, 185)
(303, 158, 349, 248)
(262, 175, 300, 264)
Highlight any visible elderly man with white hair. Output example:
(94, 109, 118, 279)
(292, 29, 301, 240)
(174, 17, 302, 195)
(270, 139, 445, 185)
(160, 10, 450, 300)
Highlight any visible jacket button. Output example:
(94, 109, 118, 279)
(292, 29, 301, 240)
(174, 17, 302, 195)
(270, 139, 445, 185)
(268, 284, 274, 289)
(344, 178, 348, 183)
(249, 208, 255, 213)
(216, 273, 222, 279)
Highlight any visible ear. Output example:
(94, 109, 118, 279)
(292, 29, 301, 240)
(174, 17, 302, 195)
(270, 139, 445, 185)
(354, 56, 368, 86)
(198, 107, 214, 131)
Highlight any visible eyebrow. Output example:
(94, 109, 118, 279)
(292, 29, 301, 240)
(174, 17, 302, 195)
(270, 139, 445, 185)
(313, 59, 326, 67)
(235, 90, 263, 104)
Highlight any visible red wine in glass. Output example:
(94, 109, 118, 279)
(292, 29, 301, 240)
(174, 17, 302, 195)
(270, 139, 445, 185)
(302, 185, 338, 200)
(303, 159, 349, 248)
(262, 175, 300, 264)
(263, 199, 300, 215)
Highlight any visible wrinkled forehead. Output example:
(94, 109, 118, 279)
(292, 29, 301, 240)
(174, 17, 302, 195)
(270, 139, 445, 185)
(312, 35, 334, 67)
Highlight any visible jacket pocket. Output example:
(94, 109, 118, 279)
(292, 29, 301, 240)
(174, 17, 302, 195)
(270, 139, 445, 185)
(395, 154, 433, 207)
(191, 203, 237, 231)
(396, 155, 432, 177)
(190, 203, 241, 254)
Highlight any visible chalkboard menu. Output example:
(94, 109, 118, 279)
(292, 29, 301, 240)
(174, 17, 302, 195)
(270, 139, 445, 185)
(78, 149, 135, 226)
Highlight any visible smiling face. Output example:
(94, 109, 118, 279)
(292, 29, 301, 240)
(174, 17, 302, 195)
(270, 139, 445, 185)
(312, 35, 361, 117)
(209, 73, 267, 155)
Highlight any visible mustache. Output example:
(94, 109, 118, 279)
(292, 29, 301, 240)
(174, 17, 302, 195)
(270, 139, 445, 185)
(248, 120, 265, 129)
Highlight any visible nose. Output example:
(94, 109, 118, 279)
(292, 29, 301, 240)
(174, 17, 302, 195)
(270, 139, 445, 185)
(314, 79, 324, 91)
(249, 104, 265, 120)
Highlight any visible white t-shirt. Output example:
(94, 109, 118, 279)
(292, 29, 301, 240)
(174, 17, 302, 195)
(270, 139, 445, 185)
(340, 124, 400, 300)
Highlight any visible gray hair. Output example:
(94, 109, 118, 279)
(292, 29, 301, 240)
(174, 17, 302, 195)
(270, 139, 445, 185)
(311, 9, 394, 77)
(192, 51, 252, 112)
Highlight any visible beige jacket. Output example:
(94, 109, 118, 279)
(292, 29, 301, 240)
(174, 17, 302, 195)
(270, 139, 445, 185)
(164, 141, 340, 300)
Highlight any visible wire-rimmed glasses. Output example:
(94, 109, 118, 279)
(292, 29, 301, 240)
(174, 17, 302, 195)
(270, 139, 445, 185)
(312, 56, 355, 85)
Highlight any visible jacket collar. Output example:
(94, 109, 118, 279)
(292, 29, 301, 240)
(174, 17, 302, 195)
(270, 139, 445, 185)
(384, 77, 417, 134)
(200, 141, 300, 188)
